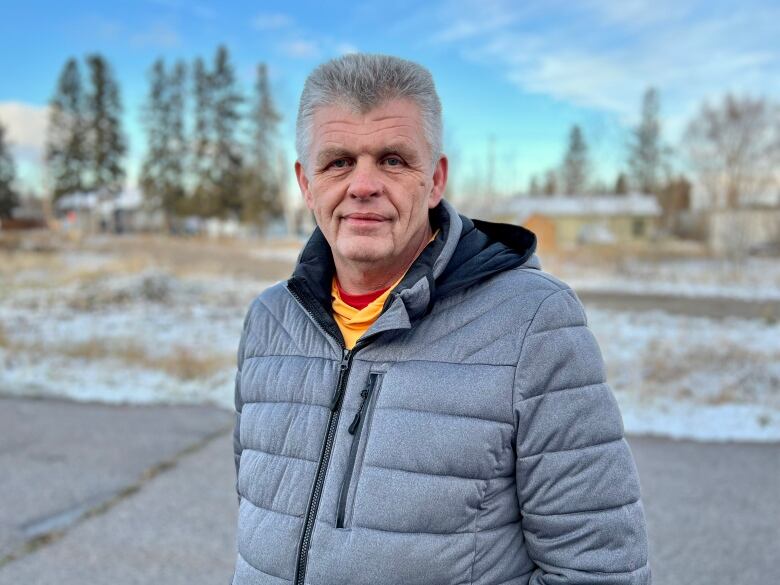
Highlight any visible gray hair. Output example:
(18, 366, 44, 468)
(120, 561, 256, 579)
(295, 53, 443, 174)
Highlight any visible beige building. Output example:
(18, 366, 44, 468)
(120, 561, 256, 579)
(483, 193, 661, 252)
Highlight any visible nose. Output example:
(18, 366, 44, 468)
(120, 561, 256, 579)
(347, 159, 382, 199)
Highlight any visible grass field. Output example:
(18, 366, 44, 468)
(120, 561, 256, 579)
(1, 229, 778, 441)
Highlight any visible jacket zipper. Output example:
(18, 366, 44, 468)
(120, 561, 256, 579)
(336, 372, 382, 528)
(287, 281, 371, 585)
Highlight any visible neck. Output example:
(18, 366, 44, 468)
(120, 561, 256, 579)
(334, 223, 433, 295)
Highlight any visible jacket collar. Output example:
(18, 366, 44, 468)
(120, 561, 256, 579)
(287, 198, 538, 346)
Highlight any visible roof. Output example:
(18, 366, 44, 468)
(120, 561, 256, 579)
(497, 193, 662, 219)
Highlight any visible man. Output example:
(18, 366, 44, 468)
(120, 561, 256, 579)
(231, 53, 651, 585)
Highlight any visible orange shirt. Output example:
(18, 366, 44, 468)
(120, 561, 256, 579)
(331, 229, 439, 349)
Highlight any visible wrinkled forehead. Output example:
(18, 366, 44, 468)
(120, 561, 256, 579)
(309, 98, 428, 156)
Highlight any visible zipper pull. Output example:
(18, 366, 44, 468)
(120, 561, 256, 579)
(330, 348, 351, 411)
(348, 386, 370, 434)
(348, 375, 375, 434)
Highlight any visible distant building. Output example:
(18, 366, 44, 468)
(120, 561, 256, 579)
(708, 205, 780, 256)
(483, 193, 662, 252)
(54, 189, 165, 234)
(0, 195, 48, 230)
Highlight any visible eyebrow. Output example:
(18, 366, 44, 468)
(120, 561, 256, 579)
(315, 147, 352, 168)
(314, 143, 420, 168)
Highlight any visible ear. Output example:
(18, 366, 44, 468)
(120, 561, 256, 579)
(428, 155, 448, 208)
(295, 161, 314, 210)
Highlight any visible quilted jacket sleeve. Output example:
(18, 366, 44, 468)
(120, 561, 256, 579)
(232, 304, 252, 504)
(513, 287, 651, 584)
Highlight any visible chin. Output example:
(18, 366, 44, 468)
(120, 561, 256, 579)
(336, 238, 392, 264)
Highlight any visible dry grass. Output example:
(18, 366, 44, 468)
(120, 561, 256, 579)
(60, 339, 233, 380)
(2, 335, 233, 381)
(2, 232, 298, 293)
(641, 339, 780, 407)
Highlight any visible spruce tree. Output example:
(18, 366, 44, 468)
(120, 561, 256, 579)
(243, 62, 283, 225)
(140, 59, 167, 207)
(543, 170, 558, 196)
(140, 59, 187, 226)
(191, 56, 215, 217)
(210, 45, 243, 219)
(628, 88, 663, 194)
(561, 125, 589, 195)
(85, 54, 126, 195)
(0, 122, 19, 219)
(45, 57, 86, 200)
(527, 174, 540, 196)
(167, 61, 187, 214)
(614, 172, 629, 195)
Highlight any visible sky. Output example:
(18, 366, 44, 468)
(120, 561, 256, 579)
(1, 0, 778, 199)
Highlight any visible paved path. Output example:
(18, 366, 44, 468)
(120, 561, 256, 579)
(0, 397, 778, 584)
(579, 290, 780, 320)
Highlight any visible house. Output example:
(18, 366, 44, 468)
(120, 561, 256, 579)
(53, 191, 101, 233)
(0, 195, 48, 230)
(482, 193, 662, 252)
(54, 189, 165, 234)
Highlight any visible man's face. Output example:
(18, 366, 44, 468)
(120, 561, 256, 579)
(295, 98, 447, 275)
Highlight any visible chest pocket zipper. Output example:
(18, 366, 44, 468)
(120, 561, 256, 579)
(336, 371, 385, 528)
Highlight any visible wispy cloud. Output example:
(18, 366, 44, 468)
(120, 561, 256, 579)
(335, 42, 359, 55)
(279, 39, 320, 59)
(252, 12, 293, 31)
(130, 22, 181, 48)
(0, 102, 49, 157)
(428, 0, 780, 135)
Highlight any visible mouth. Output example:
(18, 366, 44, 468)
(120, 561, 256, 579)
(342, 213, 388, 226)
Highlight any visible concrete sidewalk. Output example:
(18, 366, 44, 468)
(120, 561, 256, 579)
(0, 397, 237, 584)
(1, 396, 778, 585)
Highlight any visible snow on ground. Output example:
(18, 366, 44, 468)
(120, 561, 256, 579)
(557, 256, 780, 301)
(589, 308, 780, 442)
(1, 237, 779, 442)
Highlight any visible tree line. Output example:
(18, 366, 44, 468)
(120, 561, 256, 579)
(525, 88, 780, 213)
(2, 57, 779, 223)
(40, 45, 283, 228)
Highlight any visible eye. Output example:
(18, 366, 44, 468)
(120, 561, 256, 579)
(329, 158, 351, 169)
(383, 156, 403, 167)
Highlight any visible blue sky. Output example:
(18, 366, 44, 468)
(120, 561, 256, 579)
(1, 0, 778, 198)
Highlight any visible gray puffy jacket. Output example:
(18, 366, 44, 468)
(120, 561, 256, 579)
(231, 199, 651, 584)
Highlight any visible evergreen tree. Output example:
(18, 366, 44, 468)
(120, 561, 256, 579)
(167, 61, 188, 212)
(561, 125, 589, 194)
(242, 62, 283, 225)
(140, 59, 187, 226)
(85, 54, 126, 195)
(0, 122, 19, 219)
(210, 45, 243, 218)
(191, 56, 213, 216)
(628, 87, 663, 194)
(45, 57, 87, 200)
(527, 174, 540, 196)
(614, 172, 629, 195)
(543, 170, 558, 196)
(140, 59, 167, 206)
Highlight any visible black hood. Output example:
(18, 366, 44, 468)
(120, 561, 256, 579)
(287, 201, 537, 342)
(434, 214, 537, 301)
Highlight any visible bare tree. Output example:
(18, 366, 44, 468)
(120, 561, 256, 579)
(684, 94, 780, 209)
